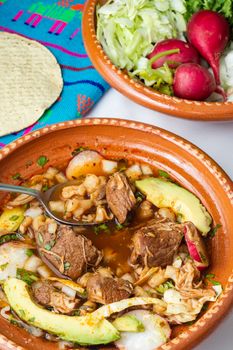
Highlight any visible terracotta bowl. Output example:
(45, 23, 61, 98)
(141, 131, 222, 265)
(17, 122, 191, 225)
(82, 0, 233, 121)
(0, 118, 232, 350)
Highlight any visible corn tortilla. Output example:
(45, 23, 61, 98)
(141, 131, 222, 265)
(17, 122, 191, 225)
(0, 32, 63, 137)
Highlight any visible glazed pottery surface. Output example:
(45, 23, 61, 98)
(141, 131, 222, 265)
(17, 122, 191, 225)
(0, 118, 232, 350)
(82, 0, 233, 121)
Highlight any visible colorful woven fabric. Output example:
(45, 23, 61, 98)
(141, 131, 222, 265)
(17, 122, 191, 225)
(0, 0, 109, 148)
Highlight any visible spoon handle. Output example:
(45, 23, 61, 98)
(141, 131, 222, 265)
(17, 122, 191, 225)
(0, 183, 40, 198)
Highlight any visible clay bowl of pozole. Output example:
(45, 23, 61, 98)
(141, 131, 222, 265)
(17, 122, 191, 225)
(0, 118, 232, 350)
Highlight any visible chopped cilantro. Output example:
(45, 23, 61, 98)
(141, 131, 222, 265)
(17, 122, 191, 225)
(28, 317, 35, 323)
(37, 155, 48, 167)
(9, 215, 19, 221)
(156, 281, 174, 294)
(73, 310, 81, 316)
(135, 191, 144, 203)
(94, 223, 110, 235)
(38, 233, 43, 245)
(205, 273, 222, 286)
(12, 173, 22, 180)
(44, 243, 52, 251)
(16, 268, 38, 285)
(0, 263, 8, 271)
(209, 224, 222, 238)
(26, 249, 34, 257)
(64, 262, 71, 270)
(42, 184, 49, 192)
(158, 169, 171, 179)
(115, 223, 124, 230)
(71, 146, 88, 156)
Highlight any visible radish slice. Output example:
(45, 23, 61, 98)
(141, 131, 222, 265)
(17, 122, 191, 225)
(184, 222, 209, 270)
(115, 310, 171, 350)
(66, 151, 103, 179)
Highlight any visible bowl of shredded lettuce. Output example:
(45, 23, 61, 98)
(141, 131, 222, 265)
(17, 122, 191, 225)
(83, 0, 233, 120)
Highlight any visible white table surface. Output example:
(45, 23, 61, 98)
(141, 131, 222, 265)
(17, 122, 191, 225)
(88, 88, 233, 350)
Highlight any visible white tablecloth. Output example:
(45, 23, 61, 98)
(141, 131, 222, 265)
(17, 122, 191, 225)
(88, 88, 233, 350)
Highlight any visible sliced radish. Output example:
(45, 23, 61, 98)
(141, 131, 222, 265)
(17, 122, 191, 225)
(66, 150, 103, 179)
(184, 222, 209, 270)
(115, 310, 171, 350)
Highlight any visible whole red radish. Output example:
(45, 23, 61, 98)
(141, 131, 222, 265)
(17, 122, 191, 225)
(148, 39, 200, 69)
(187, 10, 230, 85)
(173, 63, 216, 101)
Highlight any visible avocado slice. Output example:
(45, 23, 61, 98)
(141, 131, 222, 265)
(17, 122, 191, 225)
(0, 207, 25, 233)
(112, 315, 145, 332)
(4, 278, 120, 345)
(136, 178, 212, 235)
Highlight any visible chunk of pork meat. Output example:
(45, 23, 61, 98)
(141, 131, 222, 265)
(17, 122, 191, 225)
(35, 225, 102, 279)
(130, 218, 183, 268)
(32, 280, 79, 314)
(106, 172, 136, 223)
(86, 270, 133, 304)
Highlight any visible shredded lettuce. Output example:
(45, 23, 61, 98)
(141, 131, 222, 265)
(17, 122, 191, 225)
(96, 0, 186, 92)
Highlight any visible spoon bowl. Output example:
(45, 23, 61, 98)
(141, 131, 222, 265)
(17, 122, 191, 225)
(0, 182, 98, 226)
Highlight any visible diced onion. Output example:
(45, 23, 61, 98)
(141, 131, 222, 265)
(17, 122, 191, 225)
(24, 255, 42, 272)
(141, 165, 153, 175)
(61, 285, 76, 299)
(102, 159, 118, 174)
(25, 207, 43, 218)
(37, 265, 52, 278)
(125, 164, 142, 180)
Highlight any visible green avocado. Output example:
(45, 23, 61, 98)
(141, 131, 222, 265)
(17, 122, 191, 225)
(4, 278, 120, 345)
(112, 315, 145, 332)
(136, 177, 212, 235)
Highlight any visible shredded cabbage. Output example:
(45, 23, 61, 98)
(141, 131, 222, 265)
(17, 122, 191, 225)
(96, 0, 187, 91)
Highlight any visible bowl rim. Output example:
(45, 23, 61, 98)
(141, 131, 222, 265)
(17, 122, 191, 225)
(0, 117, 232, 350)
(82, 0, 233, 121)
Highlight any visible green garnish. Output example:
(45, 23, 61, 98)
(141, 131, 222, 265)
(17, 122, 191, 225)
(205, 273, 222, 286)
(156, 281, 174, 294)
(37, 155, 48, 167)
(158, 170, 171, 179)
(135, 191, 144, 203)
(209, 224, 222, 238)
(64, 262, 71, 271)
(0, 263, 8, 271)
(9, 215, 19, 221)
(16, 268, 38, 285)
(71, 146, 88, 156)
(12, 173, 21, 180)
(28, 317, 36, 323)
(42, 184, 49, 192)
(26, 249, 34, 257)
(0, 233, 22, 245)
(115, 223, 124, 230)
(44, 243, 52, 251)
(94, 223, 110, 235)
(38, 233, 43, 245)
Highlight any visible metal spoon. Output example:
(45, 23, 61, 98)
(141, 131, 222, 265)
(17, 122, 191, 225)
(0, 182, 97, 226)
